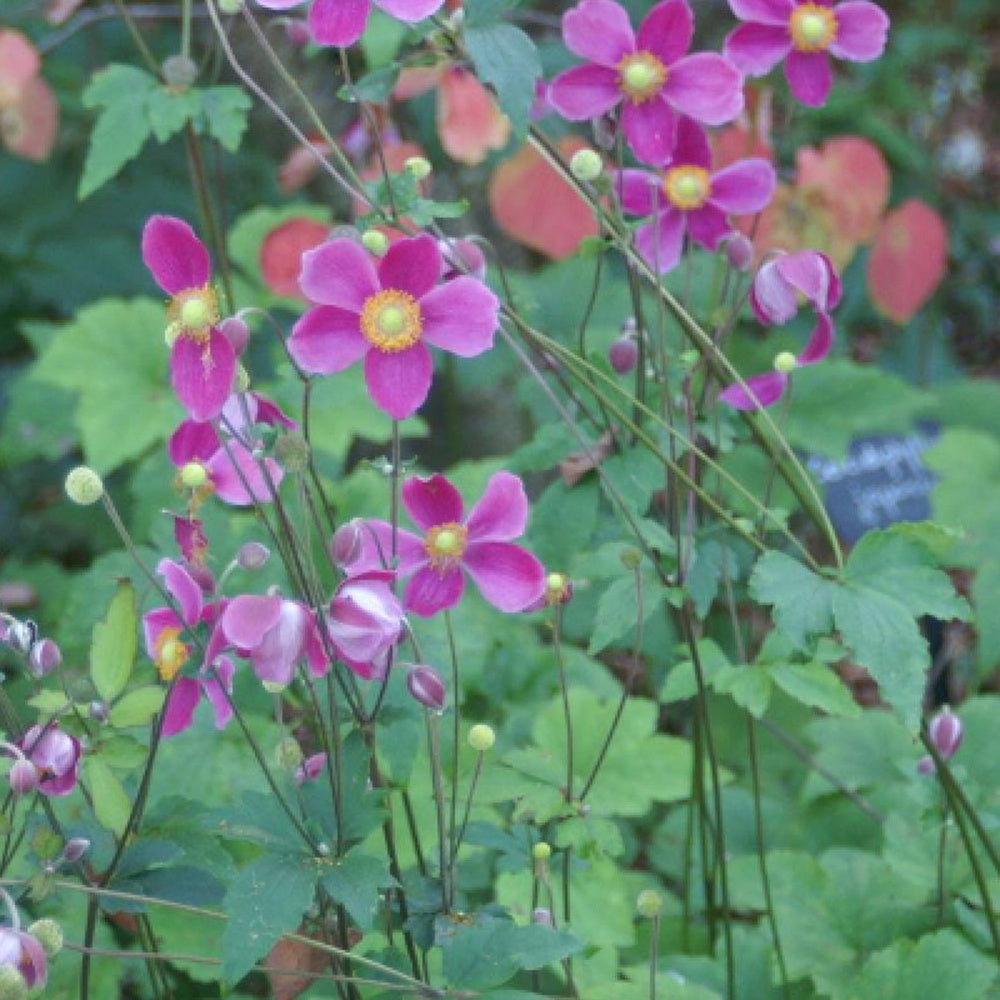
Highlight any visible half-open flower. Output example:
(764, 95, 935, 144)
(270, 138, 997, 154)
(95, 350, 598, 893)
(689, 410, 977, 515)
(327, 570, 405, 679)
(0, 925, 47, 989)
(17, 724, 81, 797)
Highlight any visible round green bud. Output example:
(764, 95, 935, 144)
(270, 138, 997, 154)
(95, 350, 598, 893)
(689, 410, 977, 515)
(262, 680, 287, 695)
(773, 351, 798, 374)
(532, 842, 552, 861)
(276, 736, 303, 770)
(620, 547, 642, 571)
(361, 230, 390, 257)
(65, 466, 104, 506)
(218, 0, 243, 11)
(274, 431, 310, 472)
(0, 967, 27, 1000)
(569, 148, 603, 183)
(636, 889, 663, 918)
(161, 54, 198, 90)
(404, 156, 432, 180)
(27, 918, 63, 957)
(180, 462, 208, 489)
(467, 723, 496, 752)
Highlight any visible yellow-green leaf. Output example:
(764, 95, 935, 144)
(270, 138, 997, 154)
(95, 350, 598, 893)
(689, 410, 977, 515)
(84, 757, 132, 837)
(108, 686, 166, 729)
(90, 581, 138, 703)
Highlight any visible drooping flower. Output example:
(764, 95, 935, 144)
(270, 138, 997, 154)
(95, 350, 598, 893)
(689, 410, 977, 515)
(17, 724, 81, 797)
(354, 472, 547, 616)
(327, 571, 405, 679)
(288, 234, 499, 419)
(253, 0, 445, 50)
(615, 116, 775, 273)
(719, 249, 840, 409)
(724, 0, 889, 108)
(142, 215, 236, 422)
(0, 924, 47, 989)
(549, 0, 744, 165)
(917, 705, 963, 775)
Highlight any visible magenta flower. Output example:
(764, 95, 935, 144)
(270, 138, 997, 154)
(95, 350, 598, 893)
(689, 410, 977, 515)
(724, 0, 889, 107)
(719, 250, 840, 409)
(549, 0, 744, 165)
(0, 926, 47, 989)
(615, 116, 775, 272)
(288, 234, 499, 420)
(17, 724, 81, 797)
(254, 0, 445, 49)
(327, 570, 405, 680)
(355, 472, 546, 617)
(142, 216, 236, 422)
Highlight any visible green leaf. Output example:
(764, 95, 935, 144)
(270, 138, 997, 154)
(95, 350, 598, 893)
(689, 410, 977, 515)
(748, 551, 834, 650)
(84, 757, 132, 837)
(90, 580, 138, 703)
(339, 64, 401, 103)
(711, 665, 772, 718)
(317, 850, 396, 930)
(145, 86, 201, 142)
(222, 853, 316, 987)
(464, 23, 540, 137)
(588, 571, 664, 654)
(767, 661, 860, 717)
(79, 65, 158, 199)
(108, 686, 166, 729)
(198, 86, 251, 151)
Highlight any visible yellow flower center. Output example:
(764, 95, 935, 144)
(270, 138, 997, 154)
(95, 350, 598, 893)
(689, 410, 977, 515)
(663, 166, 711, 210)
(360, 289, 423, 353)
(425, 522, 468, 572)
(617, 51, 668, 103)
(168, 284, 219, 343)
(773, 351, 799, 373)
(789, 4, 838, 51)
(545, 572, 570, 604)
(154, 627, 190, 682)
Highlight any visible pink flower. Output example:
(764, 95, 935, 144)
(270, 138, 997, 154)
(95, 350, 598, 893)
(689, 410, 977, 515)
(355, 472, 546, 617)
(288, 234, 499, 419)
(327, 571, 405, 679)
(917, 705, 963, 774)
(18, 723, 81, 797)
(254, 0, 445, 49)
(615, 116, 775, 272)
(719, 249, 839, 409)
(142, 216, 236, 422)
(549, 0, 744, 165)
(296, 752, 327, 784)
(724, 0, 889, 107)
(0, 926, 47, 989)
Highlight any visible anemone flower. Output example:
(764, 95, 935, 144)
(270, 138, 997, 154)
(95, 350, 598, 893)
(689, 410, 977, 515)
(17, 724, 81, 797)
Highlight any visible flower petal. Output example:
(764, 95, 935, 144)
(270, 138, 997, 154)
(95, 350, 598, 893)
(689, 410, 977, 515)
(142, 216, 210, 295)
(622, 97, 676, 165)
(636, 0, 693, 69)
(142, 607, 182, 660)
(728, 0, 794, 25)
(718, 370, 789, 409)
(161, 678, 201, 738)
(465, 471, 530, 542)
(168, 419, 219, 466)
(156, 558, 203, 626)
(614, 168, 661, 217)
(776, 250, 841, 311)
(405, 566, 465, 616)
(635, 209, 686, 273)
(672, 114, 712, 169)
(664, 53, 744, 125)
(376, 0, 445, 21)
(201, 656, 235, 730)
(785, 49, 832, 107)
(463, 542, 547, 612)
(222, 594, 283, 650)
(354, 521, 428, 574)
(724, 22, 791, 74)
(309, 0, 370, 46)
(208, 446, 283, 506)
(548, 64, 622, 121)
(379, 234, 442, 299)
(288, 305, 368, 375)
(255, 0, 306, 8)
(364, 341, 434, 419)
(686, 205, 733, 250)
(420, 276, 499, 357)
(829, 1, 889, 62)
(403, 473, 465, 530)
(170, 328, 236, 422)
(561, 0, 635, 66)
(710, 158, 776, 214)
(299, 238, 379, 310)
(798, 311, 834, 364)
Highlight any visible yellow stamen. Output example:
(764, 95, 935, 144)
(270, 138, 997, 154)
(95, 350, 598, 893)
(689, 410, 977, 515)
(167, 283, 220, 343)
(663, 165, 711, 210)
(617, 51, 668, 103)
(153, 626, 190, 682)
(789, 4, 838, 52)
(360, 289, 423, 353)
(425, 522, 469, 572)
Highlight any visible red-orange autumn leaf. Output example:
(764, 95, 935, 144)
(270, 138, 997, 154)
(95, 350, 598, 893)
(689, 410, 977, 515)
(437, 68, 510, 166)
(867, 199, 948, 323)
(260, 219, 331, 299)
(488, 136, 599, 259)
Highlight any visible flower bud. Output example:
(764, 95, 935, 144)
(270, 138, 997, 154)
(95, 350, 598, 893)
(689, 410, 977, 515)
(62, 838, 90, 863)
(404, 156, 432, 180)
(608, 335, 639, 375)
(620, 547, 642, 570)
(569, 148, 603, 183)
(532, 907, 553, 925)
(330, 519, 363, 569)
(180, 462, 208, 490)
(544, 572, 573, 606)
(219, 316, 250, 354)
(27, 919, 63, 957)
(89, 700, 109, 722)
(3, 620, 35, 655)
(724, 233, 754, 272)
(236, 541, 271, 571)
(361, 230, 390, 257)
(162, 54, 198, 89)
(274, 431, 309, 472)
(8, 760, 38, 796)
(276, 736, 304, 770)
(0, 966, 28, 1000)
(773, 351, 798, 374)
(928, 706, 963, 760)
(64, 466, 104, 505)
(28, 639, 61, 678)
(406, 665, 447, 712)
(284, 18, 311, 44)
(532, 842, 552, 862)
(467, 723, 495, 752)
(636, 889, 663, 918)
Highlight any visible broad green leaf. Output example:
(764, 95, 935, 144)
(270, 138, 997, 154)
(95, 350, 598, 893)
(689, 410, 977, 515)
(145, 86, 201, 142)
(588, 570, 665, 654)
(222, 852, 316, 986)
(198, 85, 251, 151)
(711, 665, 772, 717)
(90, 580, 138, 703)
(748, 551, 834, 650)
(84, 757, 132, 837)
(768, 661, 860, 717)
(464, 23, 540, 137)
(108, 686, 166, 729)
(27, 690, 73, 719)
(317, 850, 396, 930)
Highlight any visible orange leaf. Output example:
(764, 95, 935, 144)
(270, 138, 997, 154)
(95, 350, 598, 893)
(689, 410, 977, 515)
(437, 68, 510, 166)
(0, 30, 40, 96)
(487, 136, 599, 259)
(1, 77, 59, 163)
(260, 219, 331, 299)
(867, 199, 948, 324)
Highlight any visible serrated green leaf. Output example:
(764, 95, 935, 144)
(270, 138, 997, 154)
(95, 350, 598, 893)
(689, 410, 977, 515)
(712, 665, 772, 717)
(146, 86, 201, 142)
(588, 572, 664, 654)
(464, 23, 540, 137)
(768, 661, 860, 717)
(317, 850, 396, 930)
(749, 551, 834, 650)
(108, 686, 166, 729)
(198, 85, 251, 152)
(222, 852, 316, 986)
(27, 691, 73, 719)
(339, 64, 401, 103)
(90, 580, 138, 703)
(84, 757, 132, 837)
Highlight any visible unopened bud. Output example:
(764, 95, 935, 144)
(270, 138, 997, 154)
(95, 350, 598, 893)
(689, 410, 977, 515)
(406, 665, 447, 712)
(569, 148, 603, 183)
(773, 351, 798, 374)
(9, 759, 39, 796)
(609, 335, 639, 375)
(28, 638, 61, 677)
(27, 919, 63, 957)
(532, 841, 552, 861)
(724, 233, 753, 271)
(237, 541, 271, 571)
(928, 706, 963, 760)
(274, 431, 309, 472)
(330, 519, 363, 569)
(4, 620, 35, 655)
(636, 889, 663, 918)
(0, 966, 28, 1000)
(62, 838, 90, 863)
(404, 156, 432, 180)
(467, 723, 495, 752)
(64, 466, 104, 505)
(219, 316, 249, 354)
(162, 54, 198, 89)
(89, 700, 109, 722)
(361, 230, 390, 257)
(532, 907, 552, 925)
(276, 736, 304, 770)
(285, 18, 311, 44)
